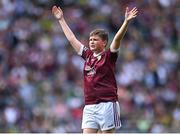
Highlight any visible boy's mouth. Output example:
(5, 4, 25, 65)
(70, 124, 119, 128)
(90, 44, 96, 48)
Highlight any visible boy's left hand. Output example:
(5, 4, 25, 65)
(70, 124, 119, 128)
(125, 7, 138, 22)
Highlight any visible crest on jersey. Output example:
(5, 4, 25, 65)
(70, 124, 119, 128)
(83, 46, 88, 51)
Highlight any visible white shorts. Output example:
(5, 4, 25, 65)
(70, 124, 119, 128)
(82, 101, 121, 131)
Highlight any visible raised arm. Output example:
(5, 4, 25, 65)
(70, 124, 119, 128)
(110, 7, 138, 52)
(52, 6, 83, 53)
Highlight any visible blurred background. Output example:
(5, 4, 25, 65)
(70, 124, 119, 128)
(0, 0, 179, 133)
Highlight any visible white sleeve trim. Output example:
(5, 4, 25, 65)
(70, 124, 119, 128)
(77, 44, 84, 56)
(110, 47, 120, 53)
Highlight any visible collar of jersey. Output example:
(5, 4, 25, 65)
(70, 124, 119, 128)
(93, 50, 105, 57)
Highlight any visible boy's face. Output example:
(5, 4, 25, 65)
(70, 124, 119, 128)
(89, 35, 106, 53)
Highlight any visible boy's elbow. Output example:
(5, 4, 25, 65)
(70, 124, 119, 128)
(112, 38, 121, 46)
(110, 45, 120, 50)
(110, 40, 121, 50)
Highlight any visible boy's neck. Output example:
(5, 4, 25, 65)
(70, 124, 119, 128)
(93, 49, 105, 57)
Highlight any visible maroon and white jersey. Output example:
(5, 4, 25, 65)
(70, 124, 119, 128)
(79, 45, 119, 105)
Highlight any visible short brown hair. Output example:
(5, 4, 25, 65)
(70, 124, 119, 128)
(90, 29, 109, 45)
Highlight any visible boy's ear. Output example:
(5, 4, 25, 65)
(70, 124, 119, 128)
(103, 40, 107, 47)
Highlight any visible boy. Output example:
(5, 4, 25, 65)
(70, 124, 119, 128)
(52, 5, 138, 133)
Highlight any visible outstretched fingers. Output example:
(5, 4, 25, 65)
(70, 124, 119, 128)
(52, 5, 63, 19)
(52, 6, 62, 13)
(52, 5, 58, 15)
(131, 7, 138, 14)
(130, 7, 138, 17)
(58, 7, 63, 12)
(126, 7, 129, 13)
(131, 7, 137, 12)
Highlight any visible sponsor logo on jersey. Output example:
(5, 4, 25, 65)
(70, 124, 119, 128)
(85, 65, 96, 76)
(87, 68, 96, 76)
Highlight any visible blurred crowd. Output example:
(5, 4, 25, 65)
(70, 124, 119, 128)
(0, 0, 179, 133)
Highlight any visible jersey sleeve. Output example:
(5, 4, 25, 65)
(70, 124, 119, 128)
(108, 48, 118, 63)
(77, 45, 92, 60)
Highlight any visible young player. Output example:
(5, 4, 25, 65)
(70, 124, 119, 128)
(52, 5, 138, 133)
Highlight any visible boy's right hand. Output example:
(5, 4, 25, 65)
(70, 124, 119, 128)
(52, 6, 63, 20)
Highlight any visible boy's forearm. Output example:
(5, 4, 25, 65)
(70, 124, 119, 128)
(110, 20, 129, 50)
(58, 18, 81, 52)
(58, 18, 76, 43)
(114, 20, 129, 42)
